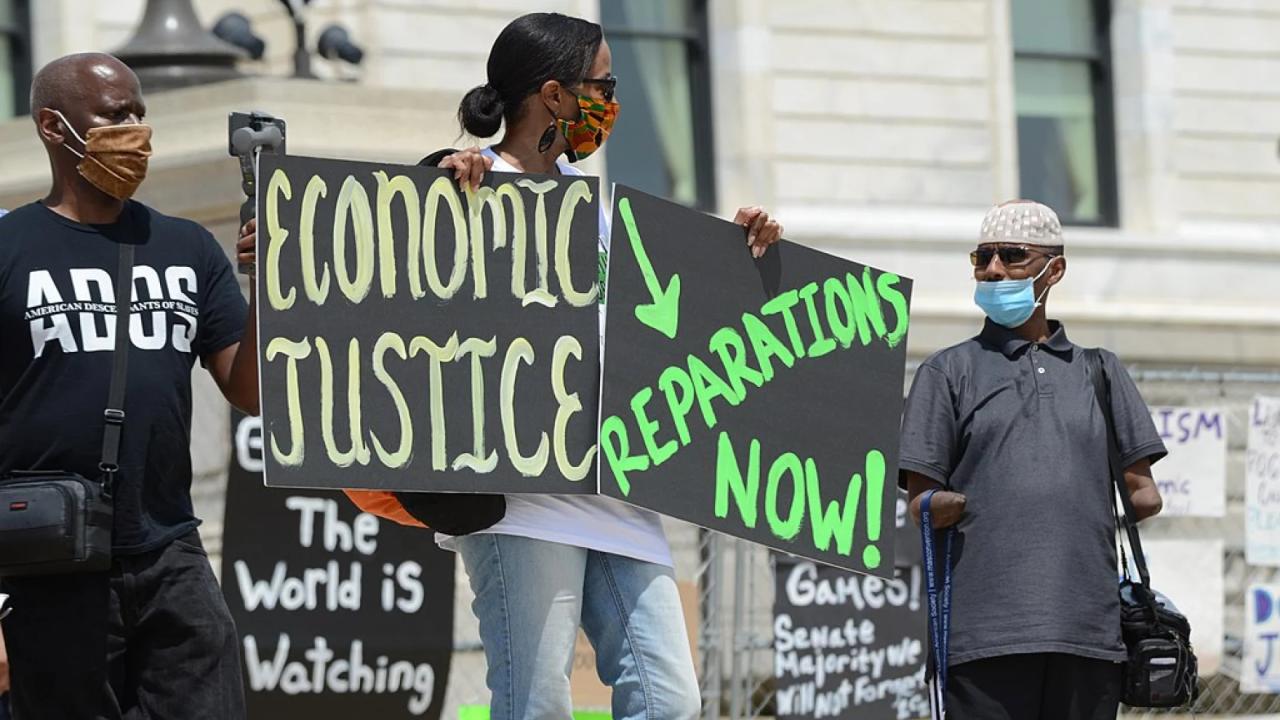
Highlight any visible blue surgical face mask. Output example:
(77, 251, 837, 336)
(973, 258, 1056, 328)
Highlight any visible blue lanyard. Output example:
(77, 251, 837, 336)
(921, 488, 955, 710)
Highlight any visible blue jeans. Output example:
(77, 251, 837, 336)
(457, 534, 701, 720)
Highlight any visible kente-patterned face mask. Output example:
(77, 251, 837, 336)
(559, 94, 619, 163)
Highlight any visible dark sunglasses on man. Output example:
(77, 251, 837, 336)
(970, 244, 1063, 268)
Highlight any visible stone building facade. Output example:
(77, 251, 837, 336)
(0, 0, 1276, 714)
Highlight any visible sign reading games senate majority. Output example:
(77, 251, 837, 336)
(773, 557, 928, 719)
(256, 155, 600, 493)
(599, 186, 912, 575)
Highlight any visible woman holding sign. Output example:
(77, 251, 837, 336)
(429, 12, 783, 720)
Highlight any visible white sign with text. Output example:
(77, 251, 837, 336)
(1246, 397, 1280, 567)
(1148, 407, 1226, 517)
(1244, 583, 1280, 694)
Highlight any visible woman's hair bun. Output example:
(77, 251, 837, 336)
(458, 83, 505, 138)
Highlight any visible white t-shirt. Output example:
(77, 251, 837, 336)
(435, 148, 672, 567)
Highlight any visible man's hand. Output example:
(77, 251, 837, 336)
(913, 490, 967, 529)
(905, 471, 966, 529)
(439, 147, 494, 191)
(733, 206, 783, 258)
(236, 217, 256, 272)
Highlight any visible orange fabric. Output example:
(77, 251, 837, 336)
(79, 124, 152, 200)
(342, 490, 428, 529)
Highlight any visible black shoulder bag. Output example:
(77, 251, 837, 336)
(0, 242, 135, 576)
(1085, 348, 1198, 708)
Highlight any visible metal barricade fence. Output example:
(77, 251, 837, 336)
(1121, 368, 1280, 718)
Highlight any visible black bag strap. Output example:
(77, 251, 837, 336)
(1084, 348, 1151, 589)
(99, 241, 135, 496)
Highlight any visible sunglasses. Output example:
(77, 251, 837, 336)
(969, 245, 1061, 268)
(580, 74, 617, 103)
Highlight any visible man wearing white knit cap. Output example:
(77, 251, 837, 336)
(897, 200, 1167, 718)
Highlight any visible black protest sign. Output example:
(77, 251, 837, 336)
(599, 186, 912, 575)
(773, 556, 929, 720)
(256, 154, 601, 493)
(222, 413, 454, 719)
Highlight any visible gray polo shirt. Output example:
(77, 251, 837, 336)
(899, 319, 1166, 666)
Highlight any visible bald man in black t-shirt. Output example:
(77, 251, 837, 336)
(0, 53, 258, 720)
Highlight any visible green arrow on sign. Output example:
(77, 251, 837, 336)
(618, 196, 680, 340)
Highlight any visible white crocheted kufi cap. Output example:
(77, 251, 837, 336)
(978, 200, 1063, 247)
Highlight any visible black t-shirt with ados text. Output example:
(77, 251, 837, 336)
(0, 201, 247, 553)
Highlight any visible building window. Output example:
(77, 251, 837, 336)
(0, 0, 31, 118)
(600, 0, 715, 211)
(1011, 0, 1118, 226)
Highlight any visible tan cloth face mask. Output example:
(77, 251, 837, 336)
(52, 109, 153, 201)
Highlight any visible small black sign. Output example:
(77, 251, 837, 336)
(222, 414, 454, 719)
(773, 556, 929, 720)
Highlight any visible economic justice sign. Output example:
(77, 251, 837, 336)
(255, 155, 912, 574)
(255, 155, 600, 495)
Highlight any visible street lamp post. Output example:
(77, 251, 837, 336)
(278, 0, 317, 79)
(114, 0, 245, 92)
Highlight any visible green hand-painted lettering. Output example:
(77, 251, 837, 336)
(598, 257, 908, 571)
(632, 386, 678, 467)
(600, 415, 649, 496)
(709, 326, 764, 401)
(861, 450, 886, 568)
(618, 197, 681, 339)
(799, 282, 837, 357)
(742, 312, 795, 383)
(688, 354, 741, 429)
(823, 277, 857, 348)
(714, 432, 759, 528)
(765, 452, 806, 540)
(847, 269, 888, 345)
(658, 365, 695, 446)
(761, 289, 806, 358)
(875, 273, 911, 349)
(806, 458, 862, 557)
